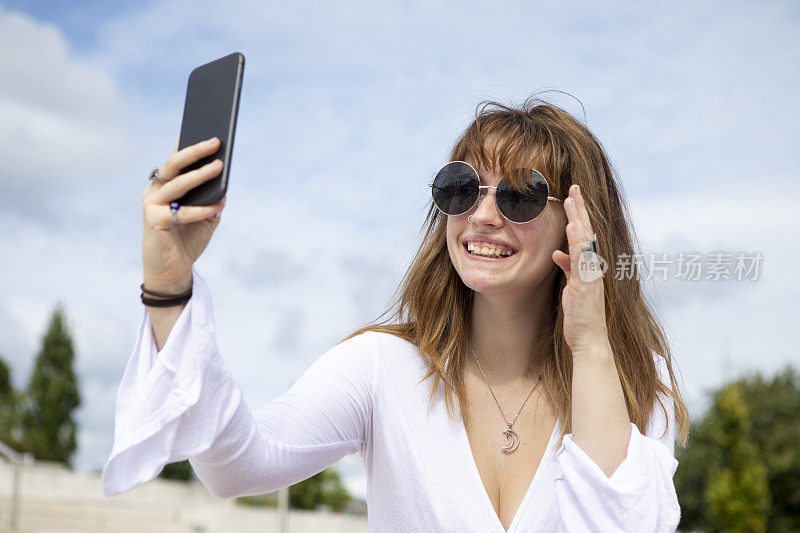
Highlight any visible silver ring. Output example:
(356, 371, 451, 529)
(170, 202, 180, 225)
(468, 215, 474, 224)
(581, 232, 599, 254)
(149, 167, 168, 185)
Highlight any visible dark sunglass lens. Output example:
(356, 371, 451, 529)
(496, 170, 549, 223)
(431, 162, 479, 215)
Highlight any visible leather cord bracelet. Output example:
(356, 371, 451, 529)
(140, 282, 192, 308)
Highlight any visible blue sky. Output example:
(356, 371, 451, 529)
(1, 0, 798, 500)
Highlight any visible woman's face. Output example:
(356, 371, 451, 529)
(446, 159, 568, 300)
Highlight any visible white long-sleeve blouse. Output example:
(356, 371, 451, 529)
(102, 270, 681, 532)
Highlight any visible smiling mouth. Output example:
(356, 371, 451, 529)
(463, 242, 518, 260)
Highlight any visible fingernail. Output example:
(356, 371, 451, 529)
(206, 137, 218, 145)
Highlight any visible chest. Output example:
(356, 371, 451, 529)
(367, 340, 566, 532)
(462, 374, 557, 531)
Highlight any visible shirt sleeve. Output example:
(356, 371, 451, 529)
(553, 351, 681, 532)
(101, 269, 377, 498)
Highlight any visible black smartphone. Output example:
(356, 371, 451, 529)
(175, 52, 245, 206)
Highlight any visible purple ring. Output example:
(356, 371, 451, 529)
(170, 202, 180, 212)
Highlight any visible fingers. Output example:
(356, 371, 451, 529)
(564, 184, 598, 281)
(143, 137, 222, 204)
(557, 185, 608, 286)
(144, 197, 226, 230)
(566, 220, 585, 276)
(565, 185, 595, 240)
(150, 158, 223, 204)
(571, 185, 594, 238)
(161, 137, 221, 182)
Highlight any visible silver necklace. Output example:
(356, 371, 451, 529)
(467, 338, 543, 454)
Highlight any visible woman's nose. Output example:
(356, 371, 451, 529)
(469, 189, 504, 225)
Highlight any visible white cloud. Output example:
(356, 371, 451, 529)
(0, 7, 133, 208)
(628, 179, 800, 417)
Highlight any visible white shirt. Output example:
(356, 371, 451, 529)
(102, 270, 681, 532)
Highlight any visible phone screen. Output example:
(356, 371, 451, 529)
(176, 52, 244, 206)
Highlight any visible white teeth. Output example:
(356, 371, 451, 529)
(467, 242, 515, 257)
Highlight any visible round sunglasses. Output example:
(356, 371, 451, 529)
(428, 161, 562, 224)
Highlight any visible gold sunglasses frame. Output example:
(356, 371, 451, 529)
(428, 161, 562, 224)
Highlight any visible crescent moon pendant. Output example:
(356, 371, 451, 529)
(501, 428, 520, 453)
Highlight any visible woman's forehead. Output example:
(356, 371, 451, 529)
(463, 149, 555, 195)
(466, 136, 544, 173)
(464, 154, 543, 178)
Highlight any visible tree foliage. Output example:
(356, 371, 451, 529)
(289, 467, 352, 511)
(704, 385, 770, 532)
(237, 467, 353, 512)
(159, 461, 353, 513)
(0, 355, 24, 450)
(21, 303, 81, 466)
(159, 459, 194, 481)
(0, 357, 11, 396)
(676, 364, 800, 532)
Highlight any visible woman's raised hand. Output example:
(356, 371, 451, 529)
(142, 137, 227, 293)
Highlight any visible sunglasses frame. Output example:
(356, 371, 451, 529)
(428, 161, 563, 224)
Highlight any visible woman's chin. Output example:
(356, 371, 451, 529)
(461, 274, 514, 295)
(460, 268, 555, 300)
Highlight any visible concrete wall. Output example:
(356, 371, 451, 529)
(0, 461, 368, 533)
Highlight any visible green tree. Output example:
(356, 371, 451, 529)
(237, 467, 353, 512)
(675, 419, 716, 530)
(21, 303, 81, 466)
(159, 460, 194, 481)
(676, 365, 799, 531)
(290, 467, 352, 511)
(733, 366, 800, 531)
(0, 356, 11, 396)
(0, 355, 24, 450)
(705, 385, 770, 532)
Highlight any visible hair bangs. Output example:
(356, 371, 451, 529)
(451, 108, 562, 199)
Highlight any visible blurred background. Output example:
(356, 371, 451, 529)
(0, 0, 798, 531)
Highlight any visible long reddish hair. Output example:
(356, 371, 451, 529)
(341, 95, 690, 449)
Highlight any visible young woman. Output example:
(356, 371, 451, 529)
(103, 96, 689, 532)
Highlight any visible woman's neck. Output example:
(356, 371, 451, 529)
(468, 284, 554, 384)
